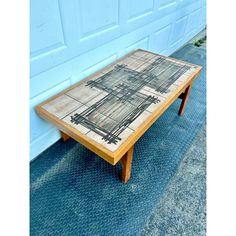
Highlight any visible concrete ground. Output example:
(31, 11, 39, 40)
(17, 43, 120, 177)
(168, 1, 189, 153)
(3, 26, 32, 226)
(141, 125, 206, 235)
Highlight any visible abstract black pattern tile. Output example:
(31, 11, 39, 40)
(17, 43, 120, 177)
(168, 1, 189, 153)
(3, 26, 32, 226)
(42, 50, 197, 151)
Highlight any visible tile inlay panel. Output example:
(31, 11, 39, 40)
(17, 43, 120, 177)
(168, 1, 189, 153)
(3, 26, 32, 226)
(40, 49, 199, 153)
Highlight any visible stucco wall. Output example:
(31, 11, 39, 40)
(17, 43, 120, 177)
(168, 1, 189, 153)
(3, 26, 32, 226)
(30, 0, 206, 160)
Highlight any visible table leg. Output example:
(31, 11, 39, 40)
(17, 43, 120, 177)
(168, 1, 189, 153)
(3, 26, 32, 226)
(178, 83, 193, 116)
(120, 146, 134, 183)
(61, 131, 70, 142)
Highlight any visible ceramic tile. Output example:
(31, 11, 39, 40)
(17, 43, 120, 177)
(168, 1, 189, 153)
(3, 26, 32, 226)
(40, 50, 198, 152)
(42, 94, 83, 119)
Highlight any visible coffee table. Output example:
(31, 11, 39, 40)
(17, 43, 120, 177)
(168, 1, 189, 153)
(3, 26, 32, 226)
(36, 49, 202, 183)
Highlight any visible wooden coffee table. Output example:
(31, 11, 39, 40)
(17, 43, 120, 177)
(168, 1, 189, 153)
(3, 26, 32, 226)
(36, 49, 202, 183)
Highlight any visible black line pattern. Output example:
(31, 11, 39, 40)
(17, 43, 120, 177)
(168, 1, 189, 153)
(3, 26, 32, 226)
(70, 56, 191, 145)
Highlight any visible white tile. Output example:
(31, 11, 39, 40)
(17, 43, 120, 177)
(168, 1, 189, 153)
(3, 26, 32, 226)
(135, 63, 150, 72)
(72, 124, 90, 134)
(66, 83, 103, 104)
(166, 57, 185, 66)
(86, 131, 104, 144)
(131, 50, 151, 59)
(86, 126, 134, 152)
(42, 94, 83, 119)
(156, 91, 171, 98)
(184, 67, 197, 76)
(101, 65, 116, 74)
(173, 77, 185, 85)
(129, 111, 151, 131)
(146, 96, 166, 113)
(139, 87, 159, 98)
(86, 91, 108, 107)
(62, 105, 90, 134)
(101, 127, 134, 152)
(142, 86, 159, 94)
(168, 83, 179, 92)
(121, 57, 138, 66)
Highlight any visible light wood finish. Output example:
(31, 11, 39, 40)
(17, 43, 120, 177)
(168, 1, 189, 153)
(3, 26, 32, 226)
(36, 73, 200, 166)
(120, 146, 134, 183)
(36, 49, 202, 183)
(36, 49, 202, 165)
(178, 83, 193, 116)
(61, 131, 70, 142)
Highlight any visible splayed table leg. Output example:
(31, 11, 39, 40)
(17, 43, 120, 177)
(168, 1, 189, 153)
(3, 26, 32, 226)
(178, 83, 193, 116)
(120, 146, 134, 183)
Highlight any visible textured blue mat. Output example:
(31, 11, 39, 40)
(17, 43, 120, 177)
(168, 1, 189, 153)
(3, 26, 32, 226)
(30, 43, 206, 236)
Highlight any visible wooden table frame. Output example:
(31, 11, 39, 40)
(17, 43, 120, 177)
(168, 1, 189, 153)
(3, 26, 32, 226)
(36, 49, 202, 183)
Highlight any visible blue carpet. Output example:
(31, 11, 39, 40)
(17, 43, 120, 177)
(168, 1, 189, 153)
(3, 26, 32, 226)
(30, 43, 206, 236)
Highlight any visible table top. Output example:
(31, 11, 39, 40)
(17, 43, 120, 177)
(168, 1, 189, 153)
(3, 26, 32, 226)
(36, 49, 201, 165)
